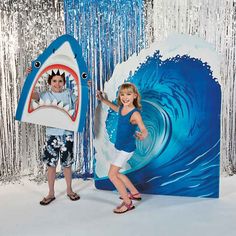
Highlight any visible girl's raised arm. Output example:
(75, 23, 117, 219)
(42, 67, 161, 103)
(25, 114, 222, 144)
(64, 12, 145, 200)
(96, 90, 119, 112)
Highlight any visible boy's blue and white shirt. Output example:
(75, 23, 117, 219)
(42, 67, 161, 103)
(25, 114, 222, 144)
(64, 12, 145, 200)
(40, 89, 76, 136)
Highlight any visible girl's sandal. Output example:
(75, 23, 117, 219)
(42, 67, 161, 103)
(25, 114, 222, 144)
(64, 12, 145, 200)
(119, 192, 142, 201)
(113, 201, 135, 214)
(129, 192, 142, 201)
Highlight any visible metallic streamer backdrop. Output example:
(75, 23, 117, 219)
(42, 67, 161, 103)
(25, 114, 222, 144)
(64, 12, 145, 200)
(63, 0, 147, 179)
(0, 0, 65, 182)
(0, 0, 235, 182)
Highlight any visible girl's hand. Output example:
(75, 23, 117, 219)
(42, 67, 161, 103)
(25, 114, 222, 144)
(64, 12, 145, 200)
(96, 91, 119, 112)
(135, 131, 147, 140)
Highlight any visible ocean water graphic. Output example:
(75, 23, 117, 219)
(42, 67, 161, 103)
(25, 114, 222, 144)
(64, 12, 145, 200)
(95, 46, 221, 198)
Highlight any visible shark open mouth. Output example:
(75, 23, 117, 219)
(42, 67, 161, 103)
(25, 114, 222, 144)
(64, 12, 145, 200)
(28, 64, 80, 121)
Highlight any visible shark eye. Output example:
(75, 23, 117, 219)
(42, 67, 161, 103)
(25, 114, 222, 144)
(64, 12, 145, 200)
(81, 72, 87, 79)
(34, 61, 41, 68)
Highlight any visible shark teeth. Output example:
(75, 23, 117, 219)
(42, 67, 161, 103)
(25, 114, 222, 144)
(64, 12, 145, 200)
(39, 98, 45, 106)
(32, 100, 39, 109)
(58, 101, 64, 108)
(31, 98, 75, 118)
(52, 99, 57, 105)
(45, 99, 51, 105)
(51, 69, 57, 75)
(64, 104, 70, 111)
(69, 110, 74, 116)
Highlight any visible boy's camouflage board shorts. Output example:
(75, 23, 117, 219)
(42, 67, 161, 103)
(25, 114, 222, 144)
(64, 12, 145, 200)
(42, 135, 74, 168)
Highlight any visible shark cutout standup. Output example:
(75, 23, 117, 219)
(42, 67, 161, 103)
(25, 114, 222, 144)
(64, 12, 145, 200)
(16, 35, 89, 132)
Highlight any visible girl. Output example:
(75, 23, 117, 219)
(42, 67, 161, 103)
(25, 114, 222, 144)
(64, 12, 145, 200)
(96, 83, 148, 214)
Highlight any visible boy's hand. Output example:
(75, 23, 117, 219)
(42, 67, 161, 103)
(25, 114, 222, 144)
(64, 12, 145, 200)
(96, 90, 105, 101)
(26, 67, 32, 74)
(87, 80, 92, 87)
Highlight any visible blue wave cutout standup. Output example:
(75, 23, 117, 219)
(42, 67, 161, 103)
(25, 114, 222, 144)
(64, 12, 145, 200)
(15, 34, 90, 132)
(94, 36, 221, 198)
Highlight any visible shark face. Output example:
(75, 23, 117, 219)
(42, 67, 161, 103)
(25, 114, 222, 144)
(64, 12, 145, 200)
(29, 65, 79, 121)
(16, 34, 89, 132)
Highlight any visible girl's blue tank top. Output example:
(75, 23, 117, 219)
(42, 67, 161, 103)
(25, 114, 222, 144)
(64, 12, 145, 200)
(115, 106, 139, 153)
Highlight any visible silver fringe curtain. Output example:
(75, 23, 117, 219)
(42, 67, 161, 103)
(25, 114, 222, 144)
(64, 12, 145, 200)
(0, 0, 65, 182)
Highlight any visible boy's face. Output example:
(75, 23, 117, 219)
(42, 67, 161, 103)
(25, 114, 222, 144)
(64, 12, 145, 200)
(50, 75, 65, 93)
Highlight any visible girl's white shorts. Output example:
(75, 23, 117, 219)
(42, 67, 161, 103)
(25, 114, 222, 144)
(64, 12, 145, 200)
(111, 149, 134, 168)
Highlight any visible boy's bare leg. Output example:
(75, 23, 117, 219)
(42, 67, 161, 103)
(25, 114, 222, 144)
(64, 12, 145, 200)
(63, 167, 80, 200)
(47, 166, 56, 198)
(63, 167, 73, 195)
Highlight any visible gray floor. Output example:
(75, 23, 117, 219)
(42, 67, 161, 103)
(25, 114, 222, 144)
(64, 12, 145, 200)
(0, 176, 236, 236)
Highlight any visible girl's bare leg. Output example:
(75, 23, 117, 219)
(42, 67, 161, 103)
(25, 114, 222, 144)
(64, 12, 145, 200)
(117, 173, 141, 197)
(108, 165, 133, 212)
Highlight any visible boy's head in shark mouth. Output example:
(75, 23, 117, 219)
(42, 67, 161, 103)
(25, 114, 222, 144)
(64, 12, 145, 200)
(48, 70, 66, 93)
(48, 70, 66, 85)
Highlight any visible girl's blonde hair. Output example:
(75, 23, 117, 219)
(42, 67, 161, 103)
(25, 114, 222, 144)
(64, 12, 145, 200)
(117, 83, 142, 109)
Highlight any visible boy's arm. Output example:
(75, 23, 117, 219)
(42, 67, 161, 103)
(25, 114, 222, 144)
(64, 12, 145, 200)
(26, 66, 40, 101)
(32, 92, 40, 101)
(96, 91, 119, 112)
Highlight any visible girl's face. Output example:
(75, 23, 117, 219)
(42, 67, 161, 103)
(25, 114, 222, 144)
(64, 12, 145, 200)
(119, 89, 137, 107)
(50, 75, 65, 93)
